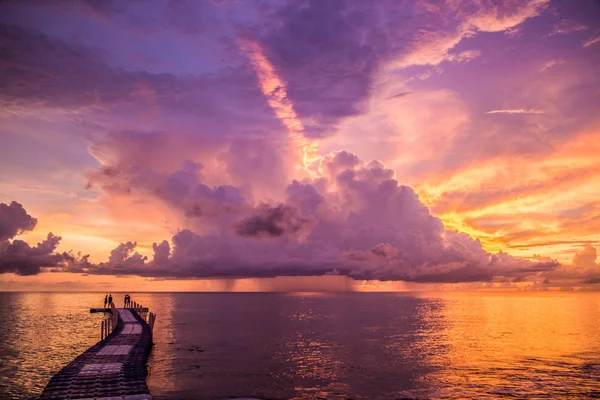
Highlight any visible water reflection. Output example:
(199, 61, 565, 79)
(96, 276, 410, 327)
(134, 293, 177, 395)
(0, 292, 104, 399)
(143, 292, 600, 399)
(419, 292, 600, 398)
(1, 292, 599, 399)
(282, 294, 346, 399)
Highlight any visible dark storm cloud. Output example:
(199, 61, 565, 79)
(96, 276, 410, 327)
(0, 23, 134, 109)
(410, 265, 494, 284)
(0, 0, 416, 139)
(0, 202, 77, 275)
(152, 240, 171, 264)
(0, 201, 37, 242)
(236, 204, 310, 237)
(255, 0, 409, 137)
(0, 22, 277, 131)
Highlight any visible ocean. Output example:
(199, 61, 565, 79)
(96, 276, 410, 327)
(0, 292, 599, 399)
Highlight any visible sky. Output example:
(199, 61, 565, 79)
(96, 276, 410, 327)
(1, 0, 600, 291)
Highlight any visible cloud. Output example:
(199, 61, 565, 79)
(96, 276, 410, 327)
(545, 244, 600, 285)
(393, 29, 466, 69)
(239, 37, 318, 173)
(236, 204, 312, 238)
(2, 0, 595, 288)
(450, 50, 482, 63)
(41, 152, 560, 283)
(465, 0, 550, 33)
(539, 60, 566, 72)
(257, 0, 384, 135)
(573, 243, 598, 270)
(552, 19, 588, 35)
(386, 91, 414, 100)
(0, 22, 284, 137)
(416, 128, 600, 268)
(0, 201, 37, 241)
(88, 158, 248, 224)
(391, 0, 550, 69)
(0, 23, 147, 110)
(152, 240, 170, 264)
(485, 109, 546, 115)
(108, 241, 146, 266)
(0, 202, 78, 275)
(582, 32, 600, 47)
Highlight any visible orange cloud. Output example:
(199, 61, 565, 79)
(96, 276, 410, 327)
(240, 38, 319, 175)
(416, 129, 600, 262)
(390, 0, 550, 69)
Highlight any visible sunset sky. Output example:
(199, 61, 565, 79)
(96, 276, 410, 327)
(1, 0, 599, 291)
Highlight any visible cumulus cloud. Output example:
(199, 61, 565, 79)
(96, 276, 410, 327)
(0, 201, 37, 242)
(87, 158, 248, 227)
(152, 240, 171, 264)
(236, 204, 312, 238)
(0, 202, 78, 275)
(108, 241, 147, 267)
(573, 243, 598, 270)
(545, 244, 600, 285)
(59, 152, 561, 282)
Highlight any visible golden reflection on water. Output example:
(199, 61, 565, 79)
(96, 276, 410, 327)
(283, 294, 349, 400)
(0, 293, 104, 399)
(416, 292, 600, 398)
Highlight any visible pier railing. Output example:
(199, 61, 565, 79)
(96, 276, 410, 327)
(100, 302, 118, 340)
(128, 300, 157, 331)
(99, 300, 157, 340)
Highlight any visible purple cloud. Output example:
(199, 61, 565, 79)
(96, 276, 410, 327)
(0, 201, 37, 242)
(0, 202, 77, 275)
(64, 152, 560, 282)
(236, 204, 312, 238)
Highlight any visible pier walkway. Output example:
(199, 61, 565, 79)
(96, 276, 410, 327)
(40, 304, 156, 400)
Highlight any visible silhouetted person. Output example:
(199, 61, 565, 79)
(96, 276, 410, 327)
(124, 294, 130, 307)
(126, 294, 131, 307)
(103, 295, 108, 308)
(108, 294, 113, 307)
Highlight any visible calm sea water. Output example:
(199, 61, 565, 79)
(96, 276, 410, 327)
(0, 292, 599, 399)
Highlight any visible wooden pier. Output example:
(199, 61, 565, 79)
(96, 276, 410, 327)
(40, 301, 157, 400)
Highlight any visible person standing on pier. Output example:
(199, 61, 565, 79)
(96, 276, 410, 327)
(108, 294, 113, 307)
(104, 295, 108, 308)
